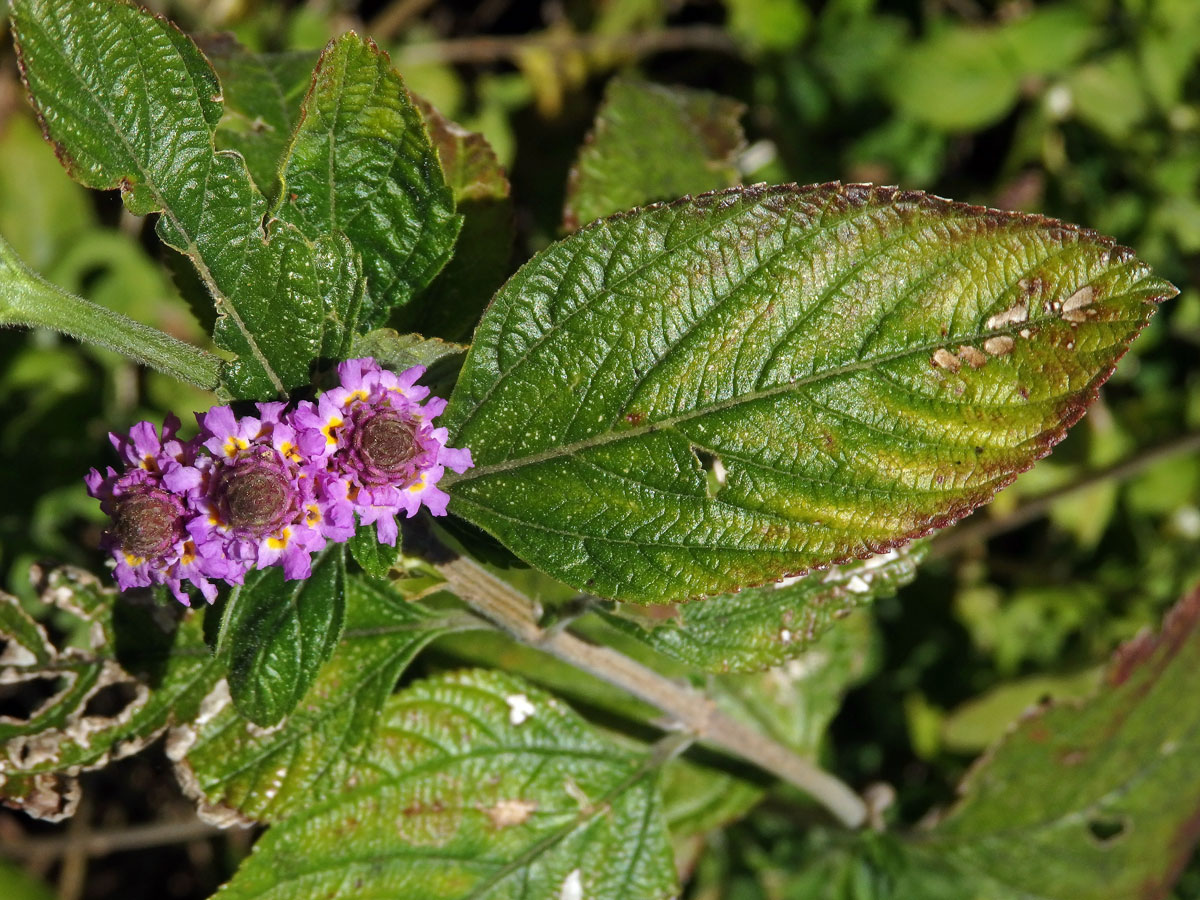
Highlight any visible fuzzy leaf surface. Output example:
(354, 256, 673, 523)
(275, 33, 461, 327)
(220, 548, 345, 727)
(564, 78, 746, 230)
(605, 544, 922, 672)
(9, 0, 347, 398)
(178, 577, 466, 823)
(443, 184, 1173, 603)
(0, 568, 220, 822)
(217, 670, 677, 900)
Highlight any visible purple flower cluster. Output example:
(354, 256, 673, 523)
(85, 359, 473, 605)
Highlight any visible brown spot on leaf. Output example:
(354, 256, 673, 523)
(486, 798, 537, 828)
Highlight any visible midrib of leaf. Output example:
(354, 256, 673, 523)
(444, 304, 1143, 491)
(23, 13, 285, 395)
(447, 191, 1146, 486)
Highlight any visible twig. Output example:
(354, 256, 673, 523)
(436, 554, 868, 829)
(395, 25, 738, 66)
(932, 430, 1200, 557)
(0, 819, 225, 860)
(367, 0, 439, 40)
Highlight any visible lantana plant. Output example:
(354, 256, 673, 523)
(2, 0, 1198, 897)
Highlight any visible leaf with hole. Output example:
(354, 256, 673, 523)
(443, 183, 1174, 603)
(0, 568, 221, 822)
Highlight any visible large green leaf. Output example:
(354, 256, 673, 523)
(0, 568, 221, 821)
(9, 0, 351, 398)
(219, 548, 345, 728)
(605, 544, 922, 672)
(275, 33, 461, 327)
(217, 670, 678, 900)
(177, 576, 469, 823)
(443, 184, 1174, 603)
(564, 78, 746, 230)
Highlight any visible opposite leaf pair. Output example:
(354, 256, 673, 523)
(86, 358, 471, 603)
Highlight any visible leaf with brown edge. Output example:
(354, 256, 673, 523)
(442, 183, 1175, 603)
(885, 584, 1200, 899)
(0, 567, 221, 822)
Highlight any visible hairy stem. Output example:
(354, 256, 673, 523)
(0, 232, 221, 389)
(436, 553, 869, 829)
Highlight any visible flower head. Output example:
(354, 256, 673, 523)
(86, 418, 216, 605)
(293, 359, 473, 545)
(86, 359, 472, 603)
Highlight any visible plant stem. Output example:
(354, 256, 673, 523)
(396, 25, 737, 65)
(436, 553, 869, 829)
(0, 232, 221, 390)
(932, 429, 1200, 556)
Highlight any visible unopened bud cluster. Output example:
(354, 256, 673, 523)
(86, 359, 472, 604)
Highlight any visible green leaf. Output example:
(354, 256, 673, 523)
(0, 567, 222, 822)
(275, 33, 462, 327)
(9, 0, 348, 398)
(564, 78, 746, 230)
(217, 670, 679, 900)
(443, 184, 1174, 603)
(722, 0, 811, 53)
(203, 38, 318, 198)
(939, 666, 1102, 754)
(605, 544, 923, 672)
(901, 587, 1200, 899)
(176, 576, 466, 823)
(220, 548, 346, 727)
(347, 523, 402, 579)
(398, 97, 514, 341)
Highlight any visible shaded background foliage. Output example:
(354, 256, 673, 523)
(1, 0, 1199, 896)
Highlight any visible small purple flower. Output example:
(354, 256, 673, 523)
(86, 417, 217, 605)
(187, 403, 325, 581)
(293, 358, 473, 545)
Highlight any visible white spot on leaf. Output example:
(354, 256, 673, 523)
(986, 300, 1028, 329)
(486, 798, 537, 827)
(506, 693, 535, 725)
(560, 868, 583, 900)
